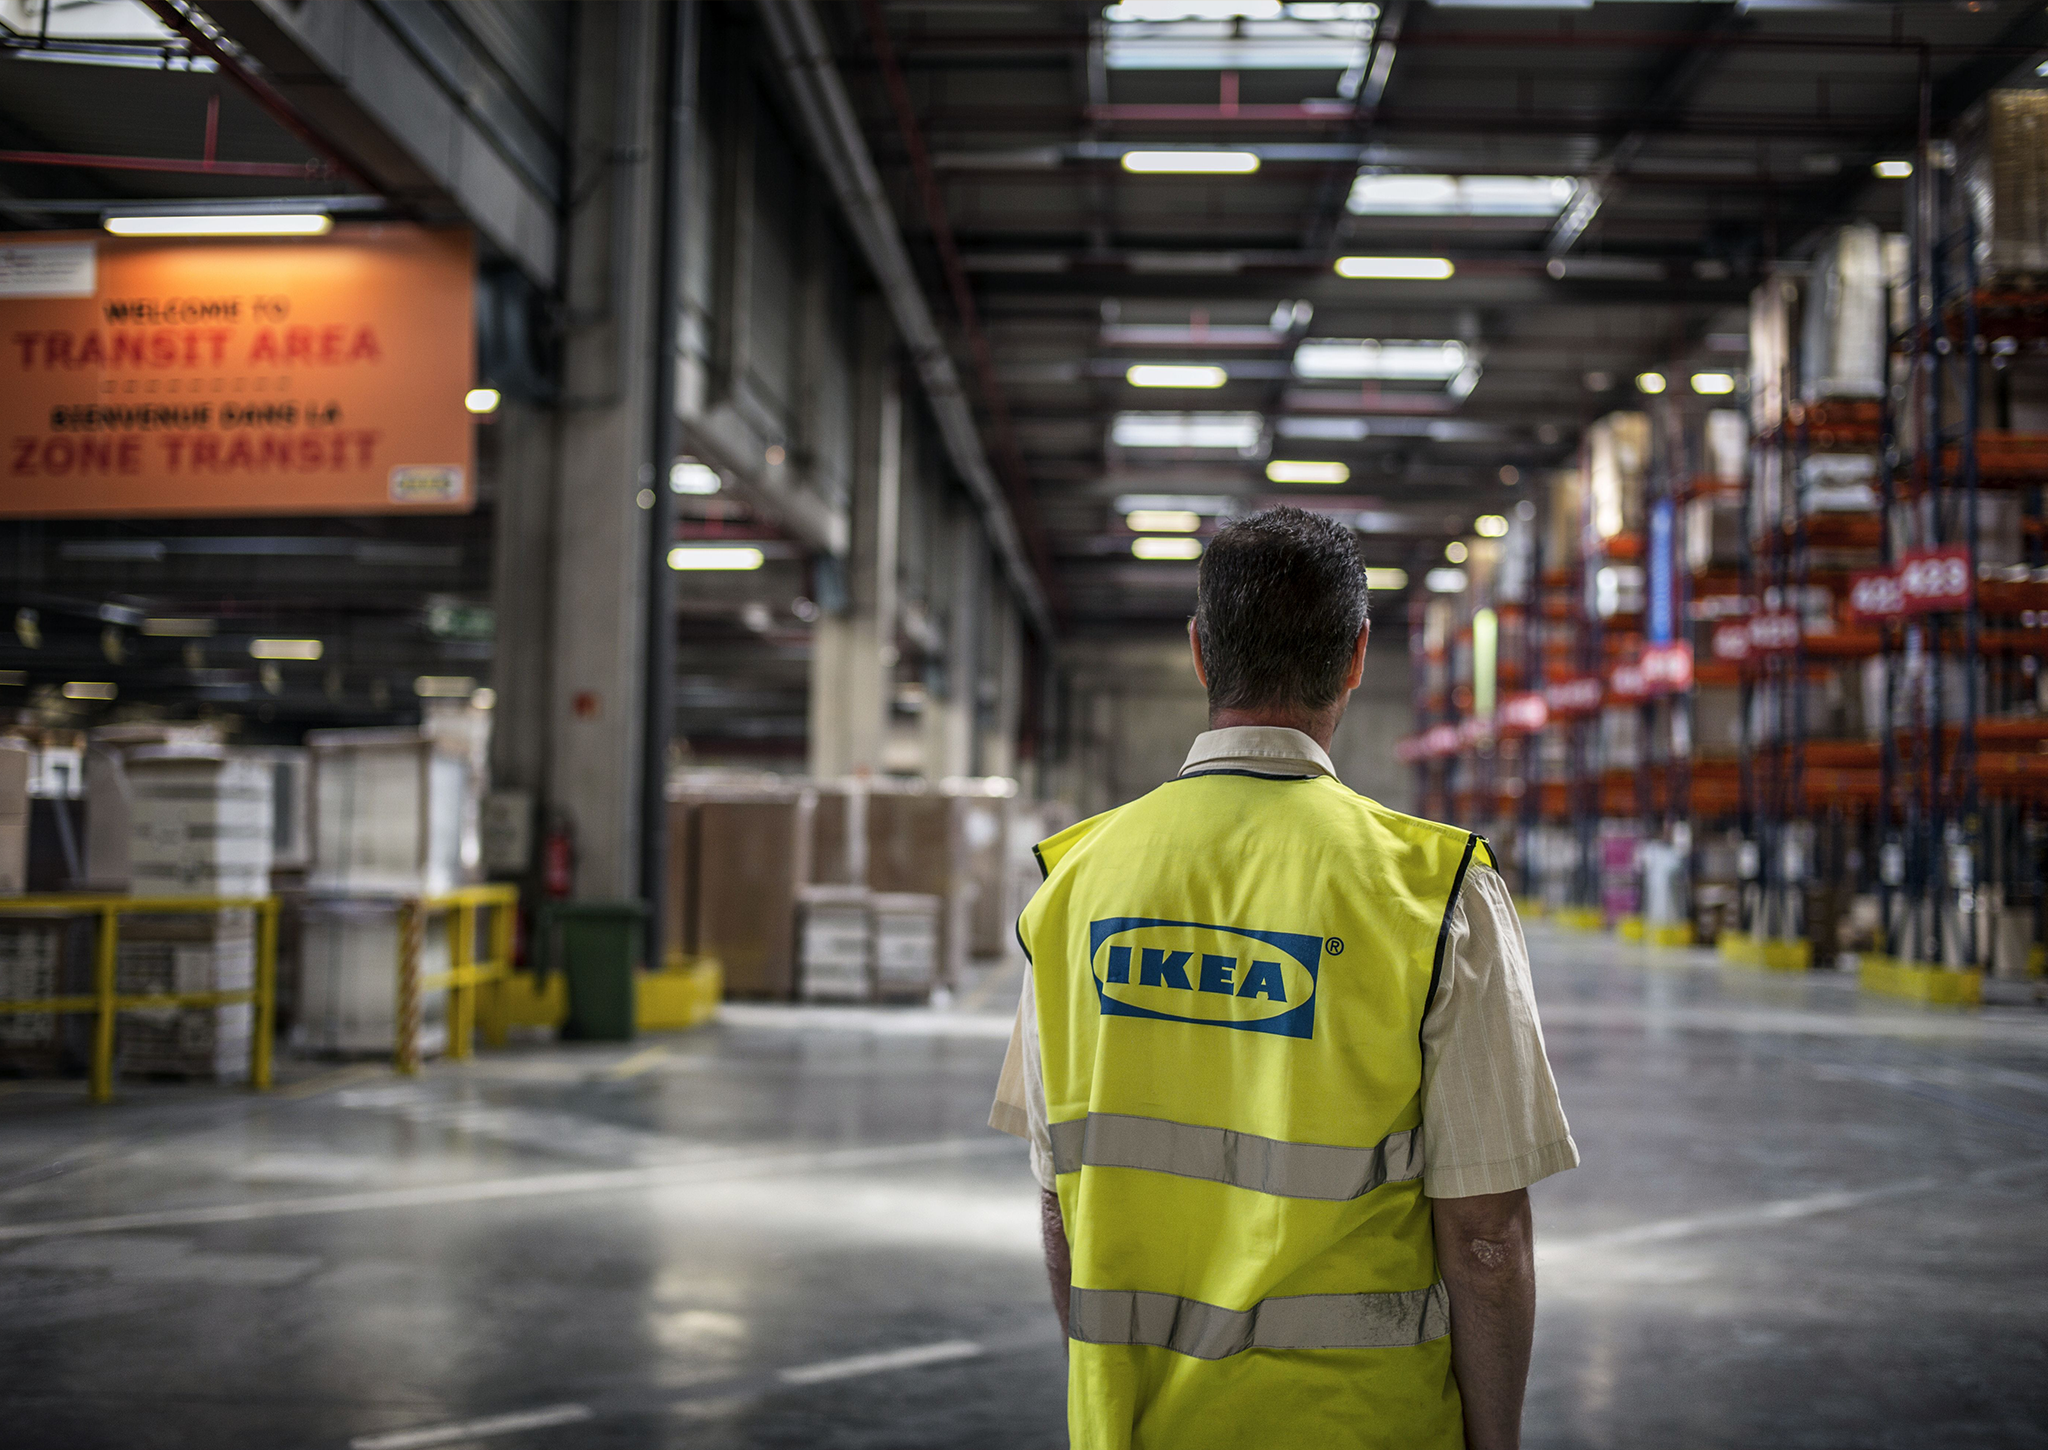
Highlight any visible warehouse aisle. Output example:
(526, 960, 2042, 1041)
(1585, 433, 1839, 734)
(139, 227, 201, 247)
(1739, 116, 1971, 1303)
(2, 932, 2046, 1449)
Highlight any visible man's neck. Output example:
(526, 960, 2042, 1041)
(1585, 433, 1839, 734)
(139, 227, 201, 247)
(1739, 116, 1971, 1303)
(1207, 707, 1342, 752)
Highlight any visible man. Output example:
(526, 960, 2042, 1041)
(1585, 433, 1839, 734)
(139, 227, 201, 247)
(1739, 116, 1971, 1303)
(990, 506, 1577, 1450)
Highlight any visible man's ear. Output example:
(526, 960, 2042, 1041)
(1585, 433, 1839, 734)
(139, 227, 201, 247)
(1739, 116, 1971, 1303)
(1187, 617, 1208, 688)
(1343, 620, 1370, 691)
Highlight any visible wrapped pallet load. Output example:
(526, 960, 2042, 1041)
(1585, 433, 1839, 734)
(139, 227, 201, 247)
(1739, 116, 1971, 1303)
(1959, 90, 2048, 281)
(1801, 223, 1887, 402)
(692, 784, 814, 999)
(121, 749, 273, 1080)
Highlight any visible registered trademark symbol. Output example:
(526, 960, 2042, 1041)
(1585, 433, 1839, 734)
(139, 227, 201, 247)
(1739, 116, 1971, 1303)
(1326, 937, 1344, 955)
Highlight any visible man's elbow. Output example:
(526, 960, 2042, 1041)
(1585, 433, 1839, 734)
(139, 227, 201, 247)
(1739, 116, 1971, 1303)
(1433, 1187, 1533, 1278)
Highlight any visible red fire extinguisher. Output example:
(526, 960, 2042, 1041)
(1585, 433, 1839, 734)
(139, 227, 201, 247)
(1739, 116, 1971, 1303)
(542, 816, 575, 899)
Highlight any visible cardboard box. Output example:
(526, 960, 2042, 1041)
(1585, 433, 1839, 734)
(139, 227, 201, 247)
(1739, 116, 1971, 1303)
(127, 750, 274, 899)
(308, 729, 470, 896)
(0, 746, 28, 895)
(693, 793, 814, 999)
(294, 896, 449, 1057)
(872, 892, 941, 1001)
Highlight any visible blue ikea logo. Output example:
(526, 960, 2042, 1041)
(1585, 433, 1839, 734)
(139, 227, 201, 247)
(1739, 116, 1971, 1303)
(1088, 917, 1323, 1039)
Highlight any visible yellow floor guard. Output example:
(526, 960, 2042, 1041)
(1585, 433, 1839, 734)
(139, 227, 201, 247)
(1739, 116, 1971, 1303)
(1649, 923, 1695, 949)
(1555, 907, 1605, 932)
(1859, 956, 1983, 1006)
(1616, 915, 1646, 942)
(488, 955, 722, 1036)
(1717, 932, 1810, 971)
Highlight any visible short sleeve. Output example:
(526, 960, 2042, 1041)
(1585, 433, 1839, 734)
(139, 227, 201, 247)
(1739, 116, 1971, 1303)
(1419, 863, 1579, 1198)
(989, 973, 1056, 1191)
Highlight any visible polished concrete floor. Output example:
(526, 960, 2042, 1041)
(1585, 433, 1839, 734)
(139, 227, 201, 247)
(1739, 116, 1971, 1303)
(3, 927, 2047, 1449)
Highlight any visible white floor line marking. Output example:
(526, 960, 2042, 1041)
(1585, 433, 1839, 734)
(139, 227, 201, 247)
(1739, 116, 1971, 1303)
(605, 1046, 669, 1080)
(0, 1136, 1015, 1244)
(1540, 1156, 2048, 1261)
(777, 1339, 984, 1386)
(349, 1403, 592, 1450)
(716, 1003, 1015, 1038)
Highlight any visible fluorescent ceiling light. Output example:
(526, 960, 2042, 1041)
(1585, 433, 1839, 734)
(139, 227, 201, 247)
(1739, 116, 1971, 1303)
(1266, 459, 1351, 485)
(1425, 568, 1468, 594)
(1690, 372, 1736, 396)
(415, 675, 477, 698)
(671, 459, 722, 494)
(141, 617, 214, 637)
(1365, 567, 1408, 590)
(1334, 256, 1454, 281)
(249, 638, 323, 661)
(669, 545, 767, 571)
(1873, 159, 1913, 179)
(1127, 364, 1230, 388)
(1113, 493, 1234, 515)
(1294, 339, 1468, 381)
(1121, 151, 1261, 175)
(1111, 411, 1263, 450)
(1445, 540, 1469, 563)
(1636, 372, 1667, 395)
(104, 213, 333, 237)
(1126, 509, 1203, 532)
(463, 388, 501, 415)
(62, 681, 117, 700)
(1474, 514, 1509, 538)
(1348, 174, 1576, 217)
(1132, 536, 1204, 560)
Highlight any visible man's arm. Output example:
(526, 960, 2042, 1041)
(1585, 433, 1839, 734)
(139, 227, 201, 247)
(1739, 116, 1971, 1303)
(1041, 1187, 1071, 1327)
(1432, 1188, 1535, 1450)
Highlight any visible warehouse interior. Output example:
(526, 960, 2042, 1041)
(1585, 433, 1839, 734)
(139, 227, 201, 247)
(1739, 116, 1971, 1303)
(2, 1, 2047, 1446)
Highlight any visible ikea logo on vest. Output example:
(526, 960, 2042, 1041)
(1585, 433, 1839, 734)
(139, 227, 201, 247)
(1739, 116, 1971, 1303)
(1087, 917, 1323, 1039)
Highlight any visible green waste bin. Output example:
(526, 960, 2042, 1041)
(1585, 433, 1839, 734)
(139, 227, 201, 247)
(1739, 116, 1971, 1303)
(540, 900, 647, 1042)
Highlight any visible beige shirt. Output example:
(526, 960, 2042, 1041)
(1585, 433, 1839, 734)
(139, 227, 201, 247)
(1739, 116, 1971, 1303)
(990, 726, 1579, 1199)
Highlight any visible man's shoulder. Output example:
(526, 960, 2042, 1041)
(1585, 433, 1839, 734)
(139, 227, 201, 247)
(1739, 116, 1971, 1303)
(1325, 789, 1493, 866)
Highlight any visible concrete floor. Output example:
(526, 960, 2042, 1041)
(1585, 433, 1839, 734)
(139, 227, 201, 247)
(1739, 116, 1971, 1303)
(3, 927, 2047, 1449)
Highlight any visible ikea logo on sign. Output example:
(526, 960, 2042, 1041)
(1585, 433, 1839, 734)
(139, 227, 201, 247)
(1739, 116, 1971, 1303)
(1088, 917, 1323, 1039)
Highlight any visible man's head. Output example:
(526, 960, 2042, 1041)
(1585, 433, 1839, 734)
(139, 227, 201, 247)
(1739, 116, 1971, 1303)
(1191, 506, 1370, 726)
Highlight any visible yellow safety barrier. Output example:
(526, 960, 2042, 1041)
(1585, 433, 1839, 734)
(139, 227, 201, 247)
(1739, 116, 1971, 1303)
(1554, 906, 1605, 932)
(1859, 955, 1983, 1006)
(1511, 897, 1547, 922)
(397, 884, 518, 1074)
(1648, 923, 1695, 949)
(0, 895, 279, 1104)
(1616, 915, 1646, 943)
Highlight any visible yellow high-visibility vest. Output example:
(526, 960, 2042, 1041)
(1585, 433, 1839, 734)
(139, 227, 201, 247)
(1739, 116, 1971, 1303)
(1022, 769, 1489, 1450)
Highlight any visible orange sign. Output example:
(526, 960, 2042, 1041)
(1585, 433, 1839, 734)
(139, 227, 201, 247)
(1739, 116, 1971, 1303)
(1, 225, 474, 516)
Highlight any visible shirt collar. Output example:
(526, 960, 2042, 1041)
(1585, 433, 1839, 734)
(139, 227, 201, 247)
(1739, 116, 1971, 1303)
(1179, 726, 1337, 781)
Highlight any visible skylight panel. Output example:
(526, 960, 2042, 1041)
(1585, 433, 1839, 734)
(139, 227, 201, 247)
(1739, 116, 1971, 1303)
(1103, 3, 1377, 71)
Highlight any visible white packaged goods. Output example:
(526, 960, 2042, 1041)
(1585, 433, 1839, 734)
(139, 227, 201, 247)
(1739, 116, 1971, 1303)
(294, 897, 449, 1057)
(1801, 223, 1886, 401)
(0, 917, 67, 1071)
(1749, 276, 1796, 429)
(871, 893, 941, 1000)
(798, 886, 871, 1002)
(1959, 91, 2048, 280)
(115, 912, 254, 1082)
(1799, 454, 1880, 512)
(127, 751, 274, 899)
(1639, 843, 1689, 928)
(308, 730, 470, 895)
(1587, 412, 1648, 540)
(1704, 410, 1747, 484)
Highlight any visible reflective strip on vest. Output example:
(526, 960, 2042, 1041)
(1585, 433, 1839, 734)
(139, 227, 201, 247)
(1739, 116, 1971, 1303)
(1048, 1112, 1422, 1202)
(1068, 1281, 1450, 1359)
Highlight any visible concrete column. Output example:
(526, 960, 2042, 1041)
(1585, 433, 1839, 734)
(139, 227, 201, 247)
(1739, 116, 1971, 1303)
(544, 1, 664, 898)
(807, 323, 901, 778)
(922, 513, 978, 780)
(486, 397, 558, 807)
